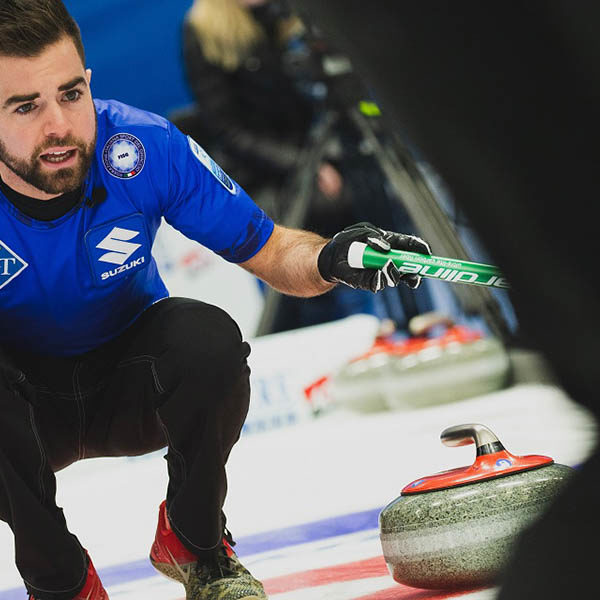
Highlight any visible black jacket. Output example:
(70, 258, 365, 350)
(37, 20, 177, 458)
(177, 3, 322, 193)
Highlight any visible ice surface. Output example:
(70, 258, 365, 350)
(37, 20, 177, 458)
(0, 379, 595, 599)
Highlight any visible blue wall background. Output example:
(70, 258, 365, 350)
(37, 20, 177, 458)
(64, 0, 194, 118)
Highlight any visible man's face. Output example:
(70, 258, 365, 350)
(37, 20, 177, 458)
(0, 36, 96, 199)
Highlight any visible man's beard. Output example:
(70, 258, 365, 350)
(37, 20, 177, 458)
(0, 123, 97, 196)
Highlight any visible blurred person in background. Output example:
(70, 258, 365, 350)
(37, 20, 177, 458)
(0, 1, 431, 599)
(172, 0, 435, 335)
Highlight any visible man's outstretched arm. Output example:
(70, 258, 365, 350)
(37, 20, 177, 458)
(240, 222, 431, 297)
(240, 225, 333, 298)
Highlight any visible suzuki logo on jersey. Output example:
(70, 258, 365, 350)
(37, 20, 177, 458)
(96, 227, 142, 265)
(0, 240, 28, 289)
(100, 255, 145, 281)
(85, 214, 150, 286)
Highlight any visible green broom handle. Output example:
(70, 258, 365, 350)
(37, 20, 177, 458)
(347, 242, 510, 289)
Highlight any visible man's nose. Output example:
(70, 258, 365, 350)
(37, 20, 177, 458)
(42, 103, 71, 139)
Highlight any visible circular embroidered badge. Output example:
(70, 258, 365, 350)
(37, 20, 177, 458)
(102, 133, 146, 179)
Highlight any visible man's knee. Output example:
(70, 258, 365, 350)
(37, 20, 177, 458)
(157, 302, 249, 389)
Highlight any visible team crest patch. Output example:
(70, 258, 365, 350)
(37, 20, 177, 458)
(102, 133, 146, 179)
(187, 136, 236, 194)
(0, 240, 28, 289)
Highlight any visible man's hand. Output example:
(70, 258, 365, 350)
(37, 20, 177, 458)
(317, 222, 432, 292)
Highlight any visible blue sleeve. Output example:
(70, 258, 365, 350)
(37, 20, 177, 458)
(162, 122, 274, 263)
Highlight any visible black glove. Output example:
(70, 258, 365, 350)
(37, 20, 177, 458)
(317, 222, 432, 292)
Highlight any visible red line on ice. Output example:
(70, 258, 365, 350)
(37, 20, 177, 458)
(353, 585, 483, 599)
(262, 555, 388, 594)
(261, 555, 491, 598)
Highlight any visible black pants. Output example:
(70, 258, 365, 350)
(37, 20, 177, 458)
(0, 298, 251, 600)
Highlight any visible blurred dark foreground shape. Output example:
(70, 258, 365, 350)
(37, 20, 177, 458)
(286, 1, 600, 598)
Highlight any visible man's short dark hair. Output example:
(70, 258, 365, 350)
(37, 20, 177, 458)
(0, 0, 85, 64)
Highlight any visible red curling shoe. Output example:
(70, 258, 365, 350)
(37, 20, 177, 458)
(150, 500, 200, 584)
(29, 553, 108, 600)
(150, 500, 267, 599)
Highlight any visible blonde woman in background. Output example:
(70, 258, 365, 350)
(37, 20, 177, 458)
(174, 0, 333, 214)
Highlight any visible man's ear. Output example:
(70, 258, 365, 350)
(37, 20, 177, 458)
(86, 68, 92, 85)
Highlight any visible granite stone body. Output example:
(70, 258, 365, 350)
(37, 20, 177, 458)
(380, 463, 573, 589)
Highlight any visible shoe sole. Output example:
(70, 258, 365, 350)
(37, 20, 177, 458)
(150, 557, 266, 599)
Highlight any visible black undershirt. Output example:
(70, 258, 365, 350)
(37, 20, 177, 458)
(0, 176, 83, 221)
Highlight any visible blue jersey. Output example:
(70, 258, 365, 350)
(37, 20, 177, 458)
(0, 99, 274, 356)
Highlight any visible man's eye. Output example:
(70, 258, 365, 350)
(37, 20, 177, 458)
(16, 103, 36, 115)
(64, 89, 82, 102)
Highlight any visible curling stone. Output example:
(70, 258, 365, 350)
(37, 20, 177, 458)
(379, 423, 574, 590)
(330, 313, 510, 413)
